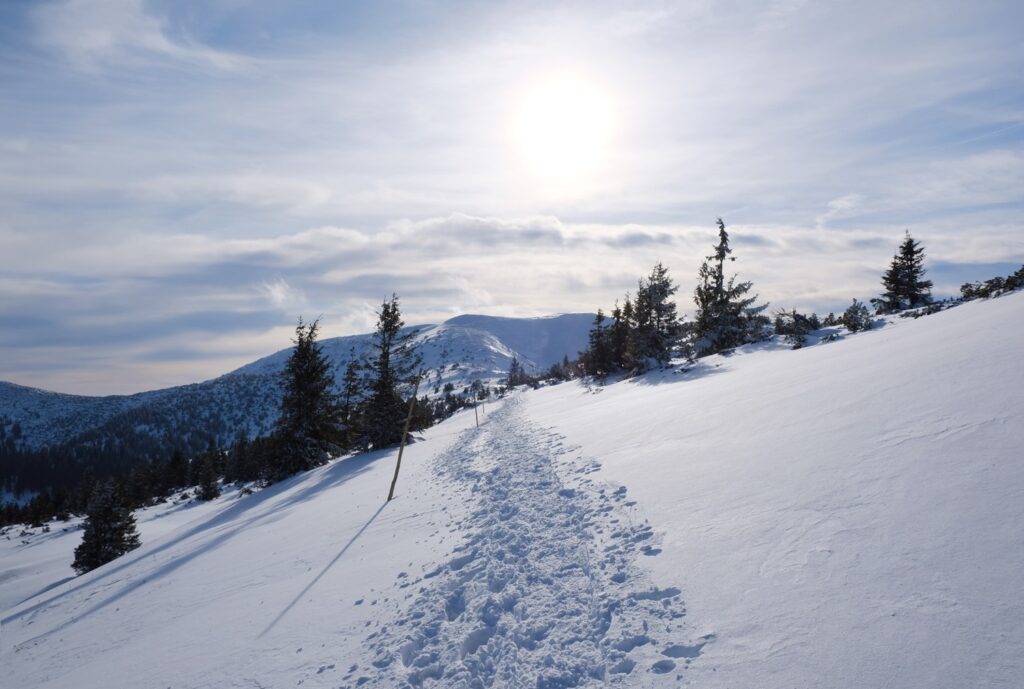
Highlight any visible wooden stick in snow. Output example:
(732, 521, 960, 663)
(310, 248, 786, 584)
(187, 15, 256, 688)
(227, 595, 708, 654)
(387, 376, 420, 502)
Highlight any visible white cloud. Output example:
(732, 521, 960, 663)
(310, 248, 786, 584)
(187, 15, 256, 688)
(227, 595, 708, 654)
(260, 278, 304, 311)
(32, 0, 245, 71)
(816, 193, 865, 230)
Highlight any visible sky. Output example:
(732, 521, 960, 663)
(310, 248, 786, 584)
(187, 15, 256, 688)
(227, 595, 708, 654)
(1, 0, 1022, 395)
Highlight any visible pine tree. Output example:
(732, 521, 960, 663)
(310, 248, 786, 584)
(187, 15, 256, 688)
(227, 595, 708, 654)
(506, 356, 527, 388)
(691, 218, 769, 356)
(873, 231, 933, 313)
(72, 481, 141, 575)
(641, 262, 683, 365)
(338, 353, 365, 452)
(364, 296, 422, 449)
(166, 449, 188, 489)
(608, 301, 630, 371)
(196, 451, 221, 501)
(774, 309, 814, 349)
(270, 318, 343, 480)
(842, 299, 872, 332)
(584, 309, 614, 378)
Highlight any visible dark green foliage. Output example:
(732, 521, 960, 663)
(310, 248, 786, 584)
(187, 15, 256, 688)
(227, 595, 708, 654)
(842, 299, 872, 332)
(691, 218, 770, 356)
(195, 447, 221, 501)
(961, 265, 1024, 300)
(543, 355, 578, 383)
(224, 436, 260, 484)
(583, 310, 614, 378)
(774, 309, 818, 349)
(633, 263, 684, 367)
(364, 296, 422, 449)
(608, 301, 630, 371)
(505, 357, 533, 388)
(872, 232, 933, 313)
(71, 481, 141, 575)
(580, 263, 684, 377)
(166, 449, 188, 490)
(338, 355, 366, 452)
(269, 318, 343, 480)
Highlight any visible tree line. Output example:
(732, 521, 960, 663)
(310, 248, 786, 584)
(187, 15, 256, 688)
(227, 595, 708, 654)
(534, 222, 1018, 385)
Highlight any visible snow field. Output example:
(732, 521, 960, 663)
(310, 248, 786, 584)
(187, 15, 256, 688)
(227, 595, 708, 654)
(2, 290, 1022, 689)
(524, 290, 1024, 688)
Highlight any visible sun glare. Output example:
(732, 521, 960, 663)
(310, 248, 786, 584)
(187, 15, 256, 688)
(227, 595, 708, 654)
(514, 74, 613, 186)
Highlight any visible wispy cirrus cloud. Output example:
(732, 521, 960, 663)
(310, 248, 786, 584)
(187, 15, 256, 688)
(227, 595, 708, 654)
(31, 0, 246, 71)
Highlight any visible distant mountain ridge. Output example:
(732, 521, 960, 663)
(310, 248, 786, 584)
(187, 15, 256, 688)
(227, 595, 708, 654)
(0, 313, 594, 457)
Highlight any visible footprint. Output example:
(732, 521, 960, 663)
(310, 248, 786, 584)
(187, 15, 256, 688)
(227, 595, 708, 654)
(662, 634, 715, 658)
(651, 659, 676, 674)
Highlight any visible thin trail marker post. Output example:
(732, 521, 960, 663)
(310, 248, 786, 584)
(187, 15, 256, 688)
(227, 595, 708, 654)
(474, 405, 479, 427)
(387, 375, 420, 502)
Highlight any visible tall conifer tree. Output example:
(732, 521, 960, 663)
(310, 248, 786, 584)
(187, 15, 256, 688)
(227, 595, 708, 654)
(873, 231, 933, 312)
(72, 481, 141, 575)
(270, 318, 342, 479)
(365, 296, 422, 449)
(584, 309, 614, 378)
(691, 218, 769, 356)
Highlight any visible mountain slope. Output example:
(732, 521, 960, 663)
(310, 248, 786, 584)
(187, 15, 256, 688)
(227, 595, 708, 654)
(2, 292, 1022, 688)
(0, 313, 592, 457)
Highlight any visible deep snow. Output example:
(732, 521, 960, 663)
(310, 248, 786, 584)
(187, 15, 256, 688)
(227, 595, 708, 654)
(2, 291, 1022, 688)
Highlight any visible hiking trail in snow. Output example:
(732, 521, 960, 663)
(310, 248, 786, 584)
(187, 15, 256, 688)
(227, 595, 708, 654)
(347, 395, 713, 688)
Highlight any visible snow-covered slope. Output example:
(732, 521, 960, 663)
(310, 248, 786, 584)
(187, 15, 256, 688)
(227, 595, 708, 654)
(2, 292, 1021, 688)
(0, 381, 156, 451)
(233, 313, 593, 393)
(522, 290, 1024, 688)
(0, 313, 592, 456)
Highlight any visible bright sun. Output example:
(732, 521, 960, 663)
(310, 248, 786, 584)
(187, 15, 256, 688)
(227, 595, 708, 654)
(514, 74, 613, 185)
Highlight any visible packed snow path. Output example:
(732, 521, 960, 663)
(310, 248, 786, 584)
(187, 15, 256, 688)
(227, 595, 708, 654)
(353, 396, 712, 688)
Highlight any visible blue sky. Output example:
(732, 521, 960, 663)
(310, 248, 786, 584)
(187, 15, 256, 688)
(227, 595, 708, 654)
(1, 0, 1022, 394)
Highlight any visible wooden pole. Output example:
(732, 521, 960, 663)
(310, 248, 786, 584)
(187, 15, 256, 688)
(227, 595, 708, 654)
(387, 376, 420, 502)
(474, 405, 479, 427)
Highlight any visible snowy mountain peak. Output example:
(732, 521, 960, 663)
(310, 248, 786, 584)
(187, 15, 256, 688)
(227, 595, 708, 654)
(0, 313, 593, 453)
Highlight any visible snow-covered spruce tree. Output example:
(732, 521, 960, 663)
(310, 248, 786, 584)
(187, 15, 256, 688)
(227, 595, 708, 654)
(608, 300, 631, 371)
(364, 295, 422, 449)
(72, 481, 141, 575)
(506, 356, 530, 388)
(842, 299, 872, 332)
(270, 318, 343, 480)
(338, 352, 366, 452)
(774, 309, 815, 349)
(620, 264, 684, 370)
(872, 231, 933, 313)
(583, 309, 614, 379)
(196, 451, 221, 501)
(691, 218, 769, 356)
(642, 262, 684, 365)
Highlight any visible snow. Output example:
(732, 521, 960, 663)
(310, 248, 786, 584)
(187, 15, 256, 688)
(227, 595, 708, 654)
(523, 289, 1024, 688)
(1, 313, 592, 453)
(2, 291, 1022, 688)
